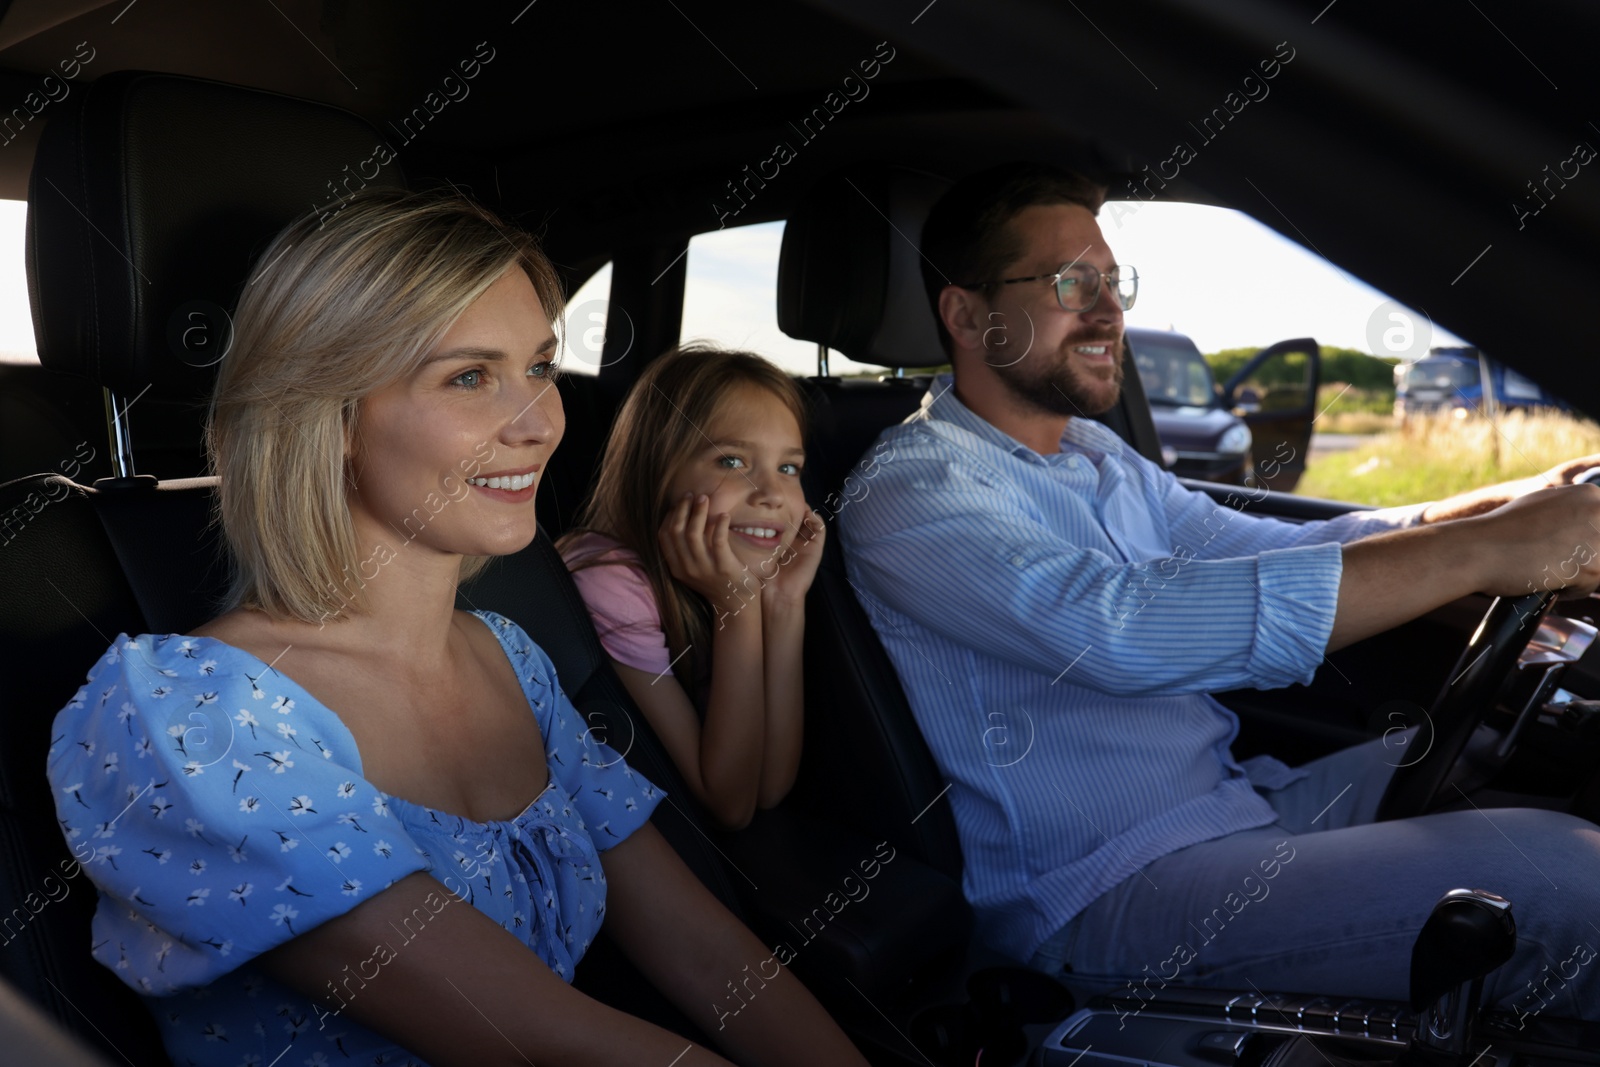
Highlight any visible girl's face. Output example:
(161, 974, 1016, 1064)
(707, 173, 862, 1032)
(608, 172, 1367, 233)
(665, 382, 807, 570)
(348, 266, 565, 562)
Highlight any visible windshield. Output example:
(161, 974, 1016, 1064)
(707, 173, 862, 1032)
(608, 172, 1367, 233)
(1133, 337, 1216, 407)
(1402, 358, 1478, 391)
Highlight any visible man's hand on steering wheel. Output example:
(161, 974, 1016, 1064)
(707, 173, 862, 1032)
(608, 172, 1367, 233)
(1539, 454, 1600, 487)
(1379, 480, 1600, 820)
(1464, 482, 1600, 599)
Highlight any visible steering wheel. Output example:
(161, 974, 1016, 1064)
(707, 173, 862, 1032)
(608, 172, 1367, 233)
(1374, 589, 1557, 820)
(1376, 470, 1600, 820)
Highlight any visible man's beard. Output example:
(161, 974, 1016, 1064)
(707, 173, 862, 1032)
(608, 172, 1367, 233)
(989, 331, 1124, 418)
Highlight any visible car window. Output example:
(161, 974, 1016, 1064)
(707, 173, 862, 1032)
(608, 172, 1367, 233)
(1502, 367, 1542, 401)
(1402, 358, 1477, 392)
(1105, 198, 1600, 508)
(1132, 337, 1214, 407)
(560, 262, 611, 376)
(679, 220, 890, 377)
(0, 199, 36, 363)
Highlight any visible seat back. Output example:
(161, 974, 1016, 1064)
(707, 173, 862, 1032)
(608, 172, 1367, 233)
(3, 70, 408, 1062)
(778, 167, 967, 879)
(778, 166, 1165, 883)
(534, 371, 631, 542)
(0, 474, 172, 1063)
(3, 70, 740, 1060)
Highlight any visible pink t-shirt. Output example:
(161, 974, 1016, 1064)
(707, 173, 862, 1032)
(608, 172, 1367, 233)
(560, 530, 674, 677)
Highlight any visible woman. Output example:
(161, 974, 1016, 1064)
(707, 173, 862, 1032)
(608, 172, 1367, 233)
(47, 189, 868, 1066)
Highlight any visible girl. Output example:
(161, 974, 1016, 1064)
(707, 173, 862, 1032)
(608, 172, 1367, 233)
(559, 344, 825, 830)
(47, 191, 864, 1067)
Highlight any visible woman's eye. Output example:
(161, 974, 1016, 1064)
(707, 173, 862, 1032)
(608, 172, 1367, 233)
(530, 359, 562, 380)
(451, 368, 484, 389)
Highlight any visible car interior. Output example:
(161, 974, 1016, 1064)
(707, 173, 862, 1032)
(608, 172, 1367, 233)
(1, 1, 1599, 1065)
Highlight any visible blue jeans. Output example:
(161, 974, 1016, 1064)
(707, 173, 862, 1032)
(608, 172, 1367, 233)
(1029, 735, 1600, 1023)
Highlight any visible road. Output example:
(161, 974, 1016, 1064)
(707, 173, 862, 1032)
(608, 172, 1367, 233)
(1309, 433, 1370, 462)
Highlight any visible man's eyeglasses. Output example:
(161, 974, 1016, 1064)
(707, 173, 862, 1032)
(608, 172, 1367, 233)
(959, 262, 1139, 313)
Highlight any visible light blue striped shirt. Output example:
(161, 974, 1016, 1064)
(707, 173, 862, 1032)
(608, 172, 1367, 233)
(836, 374, 1427, 962)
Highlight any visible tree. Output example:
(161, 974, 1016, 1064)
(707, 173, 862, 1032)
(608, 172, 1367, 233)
(1205, 346, 1397, 390)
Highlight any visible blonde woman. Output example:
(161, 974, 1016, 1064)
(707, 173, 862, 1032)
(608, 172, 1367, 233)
(47, 189, 867, 1067)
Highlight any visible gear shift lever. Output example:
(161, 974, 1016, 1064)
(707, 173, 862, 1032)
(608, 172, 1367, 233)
(1403, 888, 1516, 1064)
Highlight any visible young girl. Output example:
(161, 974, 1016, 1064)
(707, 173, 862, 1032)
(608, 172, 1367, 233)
(559, 344, 825, 830)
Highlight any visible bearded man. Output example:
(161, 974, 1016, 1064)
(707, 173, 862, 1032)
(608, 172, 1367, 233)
(836, 162, 1600, 1020)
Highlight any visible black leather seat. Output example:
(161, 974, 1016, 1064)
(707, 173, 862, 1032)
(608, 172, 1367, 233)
(778, 166, 969, 881)
(0, 69, 741, 1061)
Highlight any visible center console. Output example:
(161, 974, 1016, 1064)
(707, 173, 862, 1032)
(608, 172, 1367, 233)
(1034, 988, 1410, 1066)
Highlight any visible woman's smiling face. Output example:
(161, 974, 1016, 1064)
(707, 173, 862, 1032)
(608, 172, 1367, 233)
(348, 265, 565, 562)
(665, 382, 807, 569)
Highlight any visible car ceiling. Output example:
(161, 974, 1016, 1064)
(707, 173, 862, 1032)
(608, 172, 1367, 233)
(0, 0, 1595, 412)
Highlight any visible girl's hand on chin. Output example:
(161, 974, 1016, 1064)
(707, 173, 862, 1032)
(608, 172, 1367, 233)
(762, 509, 826, 609)
(658, 492, 752, 607)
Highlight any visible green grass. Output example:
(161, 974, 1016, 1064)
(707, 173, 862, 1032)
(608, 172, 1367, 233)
(1298, 409, 1600, 506)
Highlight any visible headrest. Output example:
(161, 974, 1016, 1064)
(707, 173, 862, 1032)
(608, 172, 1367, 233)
(27, 71, 405, 402)
(777, 166, 950, 370)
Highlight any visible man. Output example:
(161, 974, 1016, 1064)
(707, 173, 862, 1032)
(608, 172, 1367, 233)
(836, 162, 1600, 1020)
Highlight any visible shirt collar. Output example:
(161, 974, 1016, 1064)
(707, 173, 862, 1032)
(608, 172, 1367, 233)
(915, 373, 1126, 465)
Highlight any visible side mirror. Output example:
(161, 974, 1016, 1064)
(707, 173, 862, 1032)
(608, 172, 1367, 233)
(1222, 339, 1321, 492)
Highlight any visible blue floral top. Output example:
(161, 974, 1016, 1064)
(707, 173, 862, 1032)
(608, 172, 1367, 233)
(47, 609, 661, 1067)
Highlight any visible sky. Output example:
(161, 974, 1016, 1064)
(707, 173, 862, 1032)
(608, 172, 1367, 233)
(0, 200, 32, 361)
(568, 201, 1466, 378)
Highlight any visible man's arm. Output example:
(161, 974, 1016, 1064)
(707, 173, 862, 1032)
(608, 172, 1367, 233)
(1329, 483, 1600, 650)
(1418, 453, 1600, 523)
(843, 440, 1600, 690)
(839, 447, 1345, 697)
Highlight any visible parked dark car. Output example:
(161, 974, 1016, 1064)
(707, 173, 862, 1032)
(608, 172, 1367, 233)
(1127, 326, 1253, 483)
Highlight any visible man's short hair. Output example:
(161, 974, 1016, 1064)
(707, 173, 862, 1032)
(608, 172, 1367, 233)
(920, 162, 1107, 355)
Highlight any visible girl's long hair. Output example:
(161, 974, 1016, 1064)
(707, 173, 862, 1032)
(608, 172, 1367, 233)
(558, 343, 808, 692)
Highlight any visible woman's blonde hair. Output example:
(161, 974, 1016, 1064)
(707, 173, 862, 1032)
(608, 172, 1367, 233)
(557, 343, 808, 692)
(208, 188, 564, 624)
